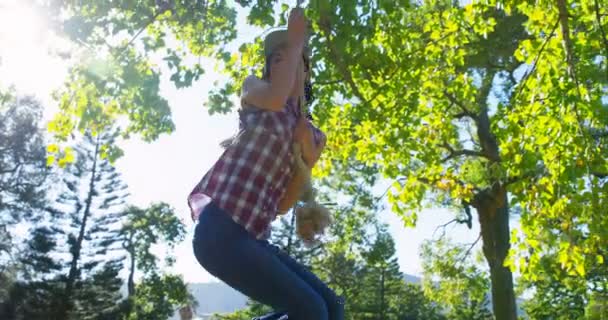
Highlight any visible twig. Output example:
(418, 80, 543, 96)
(458, 234, 482, 264)
(375, 183, 395, 202)
(115, 11, 164, 58)
(433, 218, 459, 240)
(318, 22, 369, 106)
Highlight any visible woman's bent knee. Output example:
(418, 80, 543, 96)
(327, 295, 345, 320)
(293, 291, 328, 320)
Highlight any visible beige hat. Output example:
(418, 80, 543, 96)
(263, 28, 311, 58)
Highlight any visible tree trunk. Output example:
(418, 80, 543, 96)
(62, 137, 100, 317)
(379, 268, 385, 320)
(127, 234, 136, 297)
(475, 185, 517, 320)
(474, 69, 517, 319)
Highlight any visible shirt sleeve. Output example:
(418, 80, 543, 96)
(308, 121, 326, 146)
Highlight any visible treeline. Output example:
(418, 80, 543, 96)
(0, 90, 192, 320)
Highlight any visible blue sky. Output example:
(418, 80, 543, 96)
(0, 0, 484, 284)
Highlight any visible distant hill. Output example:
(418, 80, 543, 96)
(169, 282, 247, 319)
(188, 282, 248, 314)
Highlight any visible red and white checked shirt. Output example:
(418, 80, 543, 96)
(188, 98, 325, 240)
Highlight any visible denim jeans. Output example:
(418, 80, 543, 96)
(192, 201, 344, 320)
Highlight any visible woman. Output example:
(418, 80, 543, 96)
(188, 7, 344, 320)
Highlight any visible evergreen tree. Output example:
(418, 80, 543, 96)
(0, 91, 48, 279)
(0, 91, 54, 320)
(1, 226, 65, 320)
(357, 225, 406, 320)
(0, 92, 48, 228)
(47, 129, 129, 319)
(393, 283, 446, 320)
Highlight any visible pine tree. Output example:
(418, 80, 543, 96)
(0, 92, 55, 320)
(0, 92, 48, 284)
(1, 226, 66, 320)
(357, 225, 411, 320)
(0, 92, 48, 228)
(48, 129, 129, 319)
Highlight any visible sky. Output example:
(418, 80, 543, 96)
(0, 0, 486, 284)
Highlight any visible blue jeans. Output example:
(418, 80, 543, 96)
(192, 201, 344, 320)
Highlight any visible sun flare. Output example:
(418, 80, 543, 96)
(0, 0, 69, 109)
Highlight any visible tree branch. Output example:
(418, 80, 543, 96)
(441, 142, 486, 162)
(594, 0, 608, 79)
(443, 90, 478, 121)
(0, 163, 23, 175)
(514, 20, 560, 102)
(433, 218, 459, 240)
(476, 70, 502, 163)
(458, 234, 482, 264)
(556, 0, 599, 173)
(114, 4, 172, 59)
(556, 0, 577, 80)
(454, 112, 471, 120)
(375, 183, 394, 202)
(593, 172, 607, 179)
(318, 21, 369, 106)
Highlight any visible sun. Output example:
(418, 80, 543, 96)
(0, 0, 45, 48)
(0, 0, 70, 115)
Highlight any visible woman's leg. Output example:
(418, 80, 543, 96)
(263, 242, 345, 320)
(192, 202, 328, 320)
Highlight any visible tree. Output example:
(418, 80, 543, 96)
(0, 226, 66, 320)
(520, 245, 607, 319)
(208, 1, 608, 319)
(520, 253, 588, 319)
(313, 162, 444, 320)
(357, 225, 407, 320)
(119, 202, 186, 296)
(33, 1, 608, 319)
(0, 91, 53, 319)
(32, 0, 240, 164)
(421, 238, 494, 320)
(393, 283, 446, 320)
(123, 273, 193, 320)
(118, 202, 190, 318)
(586, 292, 608, 320)
(46, 129, 129, 319)
(0, 90, 48, 264)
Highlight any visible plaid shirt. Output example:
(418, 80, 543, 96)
(188, 98, 325, 240)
